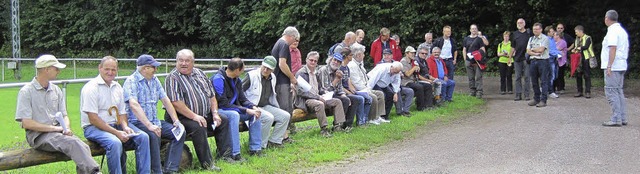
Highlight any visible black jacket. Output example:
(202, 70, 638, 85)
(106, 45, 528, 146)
(432, 37, 458, 59)
(211, 67, 255, 114)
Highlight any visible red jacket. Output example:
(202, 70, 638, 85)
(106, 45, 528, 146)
(427, 55, 448, 79)
(370, 36, 398, 65)
(392, 45, 402, 62)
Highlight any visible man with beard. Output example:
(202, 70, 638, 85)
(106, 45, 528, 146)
(317, 54, 361, 131)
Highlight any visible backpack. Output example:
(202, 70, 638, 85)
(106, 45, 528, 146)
(327, 42, 341, 57)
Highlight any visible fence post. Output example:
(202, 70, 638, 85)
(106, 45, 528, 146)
(73, 58, 77, 79)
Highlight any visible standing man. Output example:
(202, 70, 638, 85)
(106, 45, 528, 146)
(557, 23, 575, 52)
(433, 26, 458, 80)
(294, 51, 347, 137)
(367, 62, 404, 121)
(123, 54, 184, 173)
(16, 55, 100, 174)
(81, 56, 150, 174)
(544, 27, 561, 98)
(601, 10, 629, 127)
(165, 49, 230, 171)
(272, 26, 299, 135)
(356, 29, 366, 44)
(370, 27, 398, 65)
(243, 56, 291, 148)
(348, 43, 388, 125)
(213, 58, 263, 160)
(572, 25, 595, 99)
(418, 32, 434, 56)
(462, 24, 488, 99)
(511, 18, 533, 101)
(526, 23, 551, 107)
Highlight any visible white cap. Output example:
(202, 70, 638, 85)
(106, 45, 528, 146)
(35, 55, 66, 69)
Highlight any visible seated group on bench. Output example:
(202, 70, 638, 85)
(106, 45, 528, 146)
(14, 28, 454, 174)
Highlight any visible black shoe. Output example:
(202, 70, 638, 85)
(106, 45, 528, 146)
(222, 154, 246, 163)
(524, 96, 531, 101)
(528, 100, 539, 106)
(282, 137, 295, 144)
(402, 112, 412, 117)
(332, 125, 345, 132)
(574, 93, 583, 97)
(585, 93, 591, 99)
(249, 150, 264, 157)
(267, 141, 284, 149)
(622, 121, 628, 126)
(602, 121, 622, 127)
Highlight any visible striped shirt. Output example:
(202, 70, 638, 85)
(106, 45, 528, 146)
(165, 68, 215, 117)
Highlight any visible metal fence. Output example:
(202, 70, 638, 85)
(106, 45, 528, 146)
(1, 58, 264, 81)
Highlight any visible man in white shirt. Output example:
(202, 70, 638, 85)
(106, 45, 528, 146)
(601, 10, 630, 127)
(367, 61, 403, 121)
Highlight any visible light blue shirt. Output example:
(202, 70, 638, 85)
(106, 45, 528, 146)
(123, 71, 167, 126)
(547, 36, 560, 57)
(367, 63, 401, 93)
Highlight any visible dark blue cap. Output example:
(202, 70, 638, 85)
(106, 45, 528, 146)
(137, 54, 161, 67)
(332, 53, 344, 62)
(383, 48, 392, 55)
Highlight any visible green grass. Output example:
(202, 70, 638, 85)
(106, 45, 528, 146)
(0, 67, 484, 173)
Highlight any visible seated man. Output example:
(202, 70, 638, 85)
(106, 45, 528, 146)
(347, 43, 387, 125)
(81, 56, 150, 174)
(212, 58, 263, 161)
(242, 56, 291, 149)
(427, 47, 456, 102)
(16, 55, 100, 174)
(318, 54, 361, 131)
(338, 49, 372, 126)
(380, 48, 414, 116)
(295, 51, 347, 137)
(400, 46, 435, 112)
(123, 54, 184, 173)
(367, 61, 404, 121)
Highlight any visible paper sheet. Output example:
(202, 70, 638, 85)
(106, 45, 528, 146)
(53, 112, 68, 133)
(171, 122, 185, 140)
(297, 76, 312, 92)
(322, 91, 334, 101)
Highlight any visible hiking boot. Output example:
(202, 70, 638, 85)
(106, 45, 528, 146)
(528, 100, 539, 106)
(536, 101, 547, 107)
(249, 150, 264, 157)
(320, 127, 333, 137)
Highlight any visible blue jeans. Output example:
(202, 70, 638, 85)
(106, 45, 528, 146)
(605, 71, 626, 123)
(440, 79, 456, 101)
(218, 109, 262, 155)
(548, 55, 558, 93)
(84, 124, 150, 174)
(443, 58, 456, 80)
(354, 92, 372, 125)
(529, 59, 550, 102)
(132, 121, 184, 173)
(345, 94, 365, 127)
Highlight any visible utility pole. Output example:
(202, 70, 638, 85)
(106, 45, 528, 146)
(11, 0, 22, 80)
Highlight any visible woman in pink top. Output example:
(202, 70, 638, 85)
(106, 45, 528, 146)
(290, 39, 302, 74)
(553, 32, 568, 94)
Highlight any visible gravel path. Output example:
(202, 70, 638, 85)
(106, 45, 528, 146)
(310, 76, 640, 174)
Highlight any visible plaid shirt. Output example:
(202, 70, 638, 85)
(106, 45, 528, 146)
(123, 71, 166, 125)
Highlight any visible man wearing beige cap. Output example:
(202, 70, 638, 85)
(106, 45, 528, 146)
(400, 47, 435, 111)
(15, 55, 101, 174)
(242, 56, 291, 149)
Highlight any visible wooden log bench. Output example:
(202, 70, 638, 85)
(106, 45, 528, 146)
(0, 109, 322, 171)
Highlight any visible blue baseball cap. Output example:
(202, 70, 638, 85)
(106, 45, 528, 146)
(137, 54, 161, 67)
(383, 48, 393, 55)
(332, 53, 344, 62)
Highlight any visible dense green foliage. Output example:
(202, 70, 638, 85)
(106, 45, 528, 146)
(0, 0, 638, 75)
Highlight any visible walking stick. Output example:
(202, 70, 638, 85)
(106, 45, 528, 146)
(108, 105, 121, 125)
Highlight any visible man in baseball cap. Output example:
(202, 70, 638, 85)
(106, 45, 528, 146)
(35, 54, 66, 69)
(381, 48, 394, 63)
(137, 54, 162, 67)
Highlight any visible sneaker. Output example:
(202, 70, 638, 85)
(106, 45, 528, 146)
(528, 100, 539, 106)
(558, 90, 565, 94)
(524, 96, 531, 101)
(585, 93, 591, 99)
(536, 101, 547, 107)
(378, 117, 391, 123)
(602, 121, 622, 127)
(500, 91, 506, 95)
(574, 93, 583, 97)
(514, 95, 522, 101)
(507, 91, 513, 94)
(332, 126, 345, 132)
(222, 154, 246, 163)
(367, 119, 380, 125)
(320, 128, 333, 137)
(267, 141, 284, 149)
(549, 93, 559, 98)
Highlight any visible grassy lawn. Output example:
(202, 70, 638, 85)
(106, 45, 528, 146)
(1, 66, 484, 173)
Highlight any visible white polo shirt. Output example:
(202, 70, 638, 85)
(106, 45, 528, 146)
(601, 23, 629, 71)
(80, 75, 126, 128)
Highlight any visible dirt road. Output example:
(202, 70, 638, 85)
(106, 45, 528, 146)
(311, 76, 640, 173)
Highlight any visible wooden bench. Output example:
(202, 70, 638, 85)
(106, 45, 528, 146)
(0, 109, 320, 171)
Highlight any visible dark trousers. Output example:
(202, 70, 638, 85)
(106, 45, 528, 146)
(373, 85, 394, 119)
(529, 59, 550, 102)
(334, 95, 355, 127)
(576, 58, 592, 94)
(406, 82, 434, 109)
(166, 112, 231, 167)
(554, 65, 567, 91)
(443, 58, 456, 80)
(498, 62, 513, 92)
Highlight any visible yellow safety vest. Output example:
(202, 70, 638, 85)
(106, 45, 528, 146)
(580, 35, 595, 59)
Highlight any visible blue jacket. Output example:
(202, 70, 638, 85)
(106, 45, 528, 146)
(211, 67, 255, 114)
